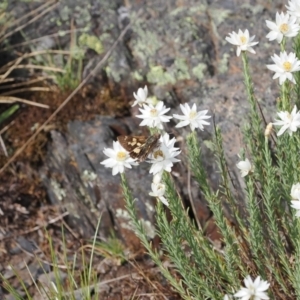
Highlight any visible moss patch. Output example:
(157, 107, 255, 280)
(79, 33, 104, 54)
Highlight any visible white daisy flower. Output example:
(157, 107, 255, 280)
(149, 182, 169, 206)
(273, 105, 300, 136)
(234, 275, 270, 300)
(132, 85, 150, 107)
(266, 12, 300, 43)
(286, 0, 300, 23)
(266, 51, 300, 85)
(291, 183, 300, 200)
(225, 29, 259, 57)
(136, 101, 172, 130)
(148, 133, 181, 175)
(173, 103, 211, 131)
(236, 158, 252, 177)
(100, 141, 138, 175)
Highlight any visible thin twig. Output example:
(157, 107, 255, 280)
(18, 247, 69, 270)
(0, 9, 143, 174)
(187, 166, 202, 230)
(61, 218, 80, 240)
(0, 121, 15, 135)
(127, 259, 169, 300)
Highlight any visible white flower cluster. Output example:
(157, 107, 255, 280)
(226, 5, 300, 87)
(101, 86, 211, 206)
(226, 1, 300, 154)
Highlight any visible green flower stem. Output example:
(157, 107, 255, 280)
(186, 131, 244, 285)
(161, 172, 232, 297)
(261, 136, 293, 293)
(279, 36, 290, 110)
(155, 200, 221, 299)
(281, 81, 291, 111)
(213, 127, 248, 235)
(241, 52, 265, 185)
(120, 173, 191, 299)
(243, 174, 266, 276)
(293, 217, 300, 298)
(293, 34, 300, 108)
(275, 135, 297, 241)
(280, 37, 286, 52)
(241, 52, 259, 121)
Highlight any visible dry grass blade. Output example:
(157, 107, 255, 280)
(0, 51, 72, 74)
(0, 50, 69, 84)
(0, 96, 49, 108)
(8, 64, 65, 73)
(0, 0, 55, 32)
(0, 76, 53, 90)
(0, 134, 8, 157)
(0, 121, 14, 135)
(2, 87, 51, 96)
(0, 57, 23, 82)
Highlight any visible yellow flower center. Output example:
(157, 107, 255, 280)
(283, 61, 292, 72)
(116, 151, 127, 161)
(157, 184, 164, 192)
(150, 108, 158, 117)
(153, 149, 164, 159)
(240, 35, 247, 45)
(189, 110, 197, 120)
(248, 285, 255, 295)
(279, 23, 289, 33)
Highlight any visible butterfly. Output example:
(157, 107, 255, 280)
(117, 133, 161, 162)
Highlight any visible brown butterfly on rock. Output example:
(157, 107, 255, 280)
(117, 133, 161, 162)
